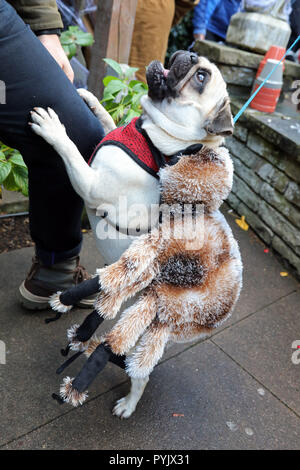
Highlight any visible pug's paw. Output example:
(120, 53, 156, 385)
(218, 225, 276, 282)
(112, 396, 136, 419)
(30, 107, 67, 147)
(77, 88, 99, 112)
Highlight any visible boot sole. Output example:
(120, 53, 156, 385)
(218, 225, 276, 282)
(19, 281, 51, 310)
(19, 281, 95, 311)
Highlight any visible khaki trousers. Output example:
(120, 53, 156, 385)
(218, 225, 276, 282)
(129, 0, 198, 82)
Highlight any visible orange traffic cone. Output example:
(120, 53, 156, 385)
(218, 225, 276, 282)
(250, 58, 283, 113)
(256, 45, 286, 78)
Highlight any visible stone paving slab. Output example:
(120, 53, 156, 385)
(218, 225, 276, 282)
(0, 287, 129, 447)
(0, 215, 299, 449)
(213, 291, 300, 415)
(215, 209, 298, 325)
(3, 340, 300, 450)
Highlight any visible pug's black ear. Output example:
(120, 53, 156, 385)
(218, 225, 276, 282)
(205, 99, 234, 137)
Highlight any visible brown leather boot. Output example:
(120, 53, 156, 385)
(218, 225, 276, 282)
(19, 256, 95, 310)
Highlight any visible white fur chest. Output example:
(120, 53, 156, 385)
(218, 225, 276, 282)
(86, 144, 160, 265)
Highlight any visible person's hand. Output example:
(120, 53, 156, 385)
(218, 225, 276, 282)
(38, 34, 74, 82)
(194, 33, 205, 41)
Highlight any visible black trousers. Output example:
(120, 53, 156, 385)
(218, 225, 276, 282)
(0, 0, 104, 265)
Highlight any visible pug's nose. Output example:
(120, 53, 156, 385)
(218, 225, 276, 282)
(190, 53, 198, 64)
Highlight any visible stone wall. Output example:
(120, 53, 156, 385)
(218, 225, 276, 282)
(193, 40, 300, 100)
(194, 40, 300, 277)
(225, 107, 300, 277)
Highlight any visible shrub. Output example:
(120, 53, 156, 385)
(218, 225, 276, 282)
(0, 146, 28, 199)
(101, 58, 148, 125)
(60, 25, 94, 59)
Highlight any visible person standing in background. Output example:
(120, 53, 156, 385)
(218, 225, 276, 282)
(193, 0, 242, 43)
(129, 0, 200, 82)
(0, 0, 105, 310)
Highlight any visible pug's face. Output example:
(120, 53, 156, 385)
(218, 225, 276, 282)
(146, 51, 233, 140)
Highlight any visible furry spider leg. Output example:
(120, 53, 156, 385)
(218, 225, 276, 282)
(56, 341, 126, 376)
(58, 342, 113, 406)
(95, 233, 161, 321)
(103, 288, 158, 355)
(49, 275, 100, 316)
(56, 289, 158, 407)
(126, 321, 170, 379)
(61, 309, 105, 357)
(59, 235, 160, 357)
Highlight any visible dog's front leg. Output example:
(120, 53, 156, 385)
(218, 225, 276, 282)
(113, 376, 149, 419)
(77, 88, 116, 134)
(30, 107, 99, 206)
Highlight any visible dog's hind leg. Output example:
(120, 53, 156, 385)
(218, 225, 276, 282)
(112, 322, 170, 419)
(77, 88, 116, 134)
(113, 376, 149, 419)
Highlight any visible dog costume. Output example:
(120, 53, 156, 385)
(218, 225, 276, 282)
(50, 142, 243, 407)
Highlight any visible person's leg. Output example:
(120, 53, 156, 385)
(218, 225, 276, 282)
(205, 30, 224, 43)
(129, 0, 175, 82)
(0, 1, 105, 308)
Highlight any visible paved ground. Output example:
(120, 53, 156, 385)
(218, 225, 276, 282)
(0, 208, 299, 450)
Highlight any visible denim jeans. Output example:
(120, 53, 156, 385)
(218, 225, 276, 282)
(0, 0, 104, 264)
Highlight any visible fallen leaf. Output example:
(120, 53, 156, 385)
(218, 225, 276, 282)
(264, 248, 269, 253)
(235, 215, 249, 231)
(280, 271, 288, 277)
(81, 229, 88, 233)
(172, 413, 184, 417)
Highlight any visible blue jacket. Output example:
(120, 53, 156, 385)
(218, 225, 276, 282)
(193, 0, 241, 39)
(193, 0, 219, 35)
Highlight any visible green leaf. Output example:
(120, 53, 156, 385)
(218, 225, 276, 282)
(103, 58, 123, 77)
(101, 91, 116, 103)
(111, 105, 125, 123)
(105, 80, 127, 95)
(124, 66, 139, 79)
(124, 109, 140, 123)
(2, 169, 18, 191)
(12, 165, 28, 196)
(103, 76, 119, 87)
(68, 42, 77, 59)
(62, 44, 70, 56)
(76, 32, 94, 46)
(9, 153, 27, 168)
(132, 82, 148, 93)
(60, 36, 74, 45)
(129, 80, 142, 88)
(0, 151, 5, 161)
(0, 160, 12, 184)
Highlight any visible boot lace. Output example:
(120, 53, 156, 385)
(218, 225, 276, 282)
(73, 258, 91, 284)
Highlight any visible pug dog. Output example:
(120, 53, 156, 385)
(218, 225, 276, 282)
(29, 51, 234, 418)
(29, 51, 233, 265)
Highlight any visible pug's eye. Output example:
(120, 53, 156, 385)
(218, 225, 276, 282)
(196, 71, 205, 83)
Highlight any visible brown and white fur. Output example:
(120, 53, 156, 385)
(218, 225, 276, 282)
(30, 51, 242, 418)
(63, 144, 242, 417)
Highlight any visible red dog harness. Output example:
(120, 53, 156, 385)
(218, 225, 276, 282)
(88, 117, 165, 178)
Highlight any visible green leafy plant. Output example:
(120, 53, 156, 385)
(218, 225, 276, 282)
(60, 26, 94, 59)
(0, 145, 28, 198)
(101, 58, 148, 125)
